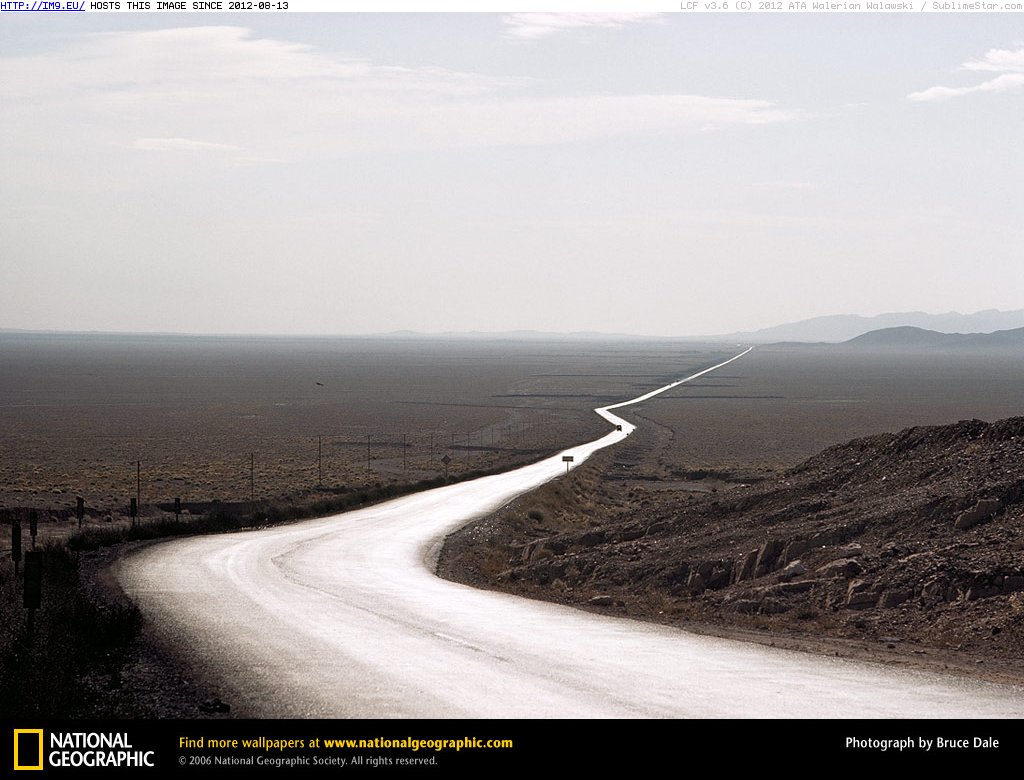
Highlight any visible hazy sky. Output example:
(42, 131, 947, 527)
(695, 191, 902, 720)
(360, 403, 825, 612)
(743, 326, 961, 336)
(1, 13, 1022, 336)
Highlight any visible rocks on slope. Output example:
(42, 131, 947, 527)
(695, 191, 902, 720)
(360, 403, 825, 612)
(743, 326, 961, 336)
(493, 417, 1024, 658)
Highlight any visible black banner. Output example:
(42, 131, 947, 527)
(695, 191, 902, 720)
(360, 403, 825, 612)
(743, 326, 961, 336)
(1, 718, 1020, 776)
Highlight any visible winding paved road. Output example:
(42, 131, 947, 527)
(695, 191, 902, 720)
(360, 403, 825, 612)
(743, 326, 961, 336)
(116, 348, 1024, 717)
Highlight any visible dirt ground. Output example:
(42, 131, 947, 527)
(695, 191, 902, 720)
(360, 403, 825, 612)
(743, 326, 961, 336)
(0, 333, 733, 545)
(6, 336, 1024, 715)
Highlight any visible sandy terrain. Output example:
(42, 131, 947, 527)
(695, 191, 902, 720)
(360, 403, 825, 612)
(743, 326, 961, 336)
(0, 333, 733, 536)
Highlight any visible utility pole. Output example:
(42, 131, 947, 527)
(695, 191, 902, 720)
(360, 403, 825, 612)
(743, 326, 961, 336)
(250, 453, 254, 502)
(318, 435, 323, 487)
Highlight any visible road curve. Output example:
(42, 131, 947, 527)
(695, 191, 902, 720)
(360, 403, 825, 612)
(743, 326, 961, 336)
(116, 348, 1024, 718)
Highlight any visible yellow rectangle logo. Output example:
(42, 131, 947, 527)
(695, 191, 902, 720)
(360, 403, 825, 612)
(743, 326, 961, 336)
(13, 730, 44, 771)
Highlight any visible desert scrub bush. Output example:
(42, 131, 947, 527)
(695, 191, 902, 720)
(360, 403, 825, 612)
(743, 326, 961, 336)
(66, 465, 525, 551)
(0, 541, 142, 717)
(795, 606, 820, 621)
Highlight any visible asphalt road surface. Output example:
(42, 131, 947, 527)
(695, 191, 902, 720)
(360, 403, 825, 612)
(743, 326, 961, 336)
(116, 348, 1024, 717)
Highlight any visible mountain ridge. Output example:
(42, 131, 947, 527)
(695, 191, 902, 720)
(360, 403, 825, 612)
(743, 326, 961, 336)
(721, 309, 1024, 344)
(843, 325, 1024, 348)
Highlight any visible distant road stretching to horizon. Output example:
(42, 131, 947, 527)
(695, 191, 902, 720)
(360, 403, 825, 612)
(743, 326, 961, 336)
(116, 347, 1024, 717)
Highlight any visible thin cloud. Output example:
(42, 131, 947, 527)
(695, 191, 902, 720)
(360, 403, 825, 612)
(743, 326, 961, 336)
(961, 46, 1024, 72)
(755, 180, 818, 191)
(132, 137, 241, 152)
(398, 95, 799, 150)
(0, 26, 504, 98)
(2, 25, 800, 181)
(502, 13, 663, 42)
(909, 46, 1024, 102)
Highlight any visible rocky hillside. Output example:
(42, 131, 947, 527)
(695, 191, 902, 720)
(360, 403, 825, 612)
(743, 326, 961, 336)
(439, 417, 1024, 679)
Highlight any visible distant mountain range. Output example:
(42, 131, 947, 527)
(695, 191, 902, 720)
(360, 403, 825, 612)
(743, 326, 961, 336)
(722, 309, 1024, 344)
(843, 325, 1024, 348)
(6, 308, 1024, 344)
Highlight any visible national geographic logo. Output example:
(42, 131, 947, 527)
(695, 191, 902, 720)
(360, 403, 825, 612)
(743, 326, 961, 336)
(13, 730, 43, 771)
(12, 729, 156, 770)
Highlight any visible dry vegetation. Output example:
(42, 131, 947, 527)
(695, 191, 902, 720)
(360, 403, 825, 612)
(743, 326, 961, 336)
(1, 334, 726, 544)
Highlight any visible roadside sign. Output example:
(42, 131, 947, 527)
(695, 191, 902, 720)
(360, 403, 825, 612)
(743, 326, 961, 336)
(562, 455, 574, 474)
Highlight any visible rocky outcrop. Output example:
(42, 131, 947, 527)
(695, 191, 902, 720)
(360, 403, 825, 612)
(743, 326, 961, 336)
(816, 558, 863, 579)
(465, 416, 1024, 663)
(954, 499, 1001, 531)
(779, 561, 807, 581)
(846, 580, 879, 609)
